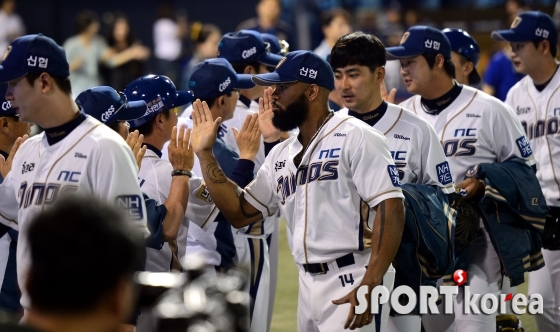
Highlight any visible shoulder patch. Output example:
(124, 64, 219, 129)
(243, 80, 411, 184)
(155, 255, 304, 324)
(116, 195, 144, 221)
(387, 165, 402, 187)
(436, 161, 453, 185)
(195, 183, 214, 204)
(516, 136, 533, 158)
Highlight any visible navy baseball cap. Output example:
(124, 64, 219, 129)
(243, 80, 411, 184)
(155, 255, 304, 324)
(442, 28, 481, 85)
(218, 30, 283, 66)
(0, 34, 70, 83)
(0, 83, 16, 116)
(252, 50, 335, 91)
(386, 26, 452, 60)
(189, 58, 255, 100)
(125, 75, 193, 128)
(76, 86, 147, 125)
(491, 11, 557, 46)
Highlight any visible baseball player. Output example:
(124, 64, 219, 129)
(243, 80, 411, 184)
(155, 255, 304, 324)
(189, 50, 406, 332)
(493, 11, 560, 331)
(442, 28, 481, 87)
(0, 83, 30, 316)
(330, 31, 455, 332)
(386, 26, 536, 332)
(216, 30, 283, 332)
(0, 34, 148, 313)
(122, 75, 219, 332)
(76, 86, 198, 251)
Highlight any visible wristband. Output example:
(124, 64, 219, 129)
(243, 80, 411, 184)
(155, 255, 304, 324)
(171, 170, 193, 177)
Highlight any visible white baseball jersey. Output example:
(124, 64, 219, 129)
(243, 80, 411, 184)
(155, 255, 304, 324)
(400, 85, 536, 181)
(243, 113, 404, 264)
(338, 103, 455, 193)
(138, 148, 219, 272)
(506, 70, 560, 207)
(0, 116, 148, 309)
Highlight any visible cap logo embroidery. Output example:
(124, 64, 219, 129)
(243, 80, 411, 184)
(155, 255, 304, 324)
(511, 17, 522, 28)
(101, 105, 115, 122)
(424, 39, 439, 50)
(1, 101, 11, 111)
(27, 55, 48, 68)
(2, 46, 11, 61)
(145, 96, 164, 115)
(242, 47, 257, 59)
(535, 28, 549, 38)
(219, 77, 231, 92)
(400, 32, 410, 45)
(276, 57, 287, 69)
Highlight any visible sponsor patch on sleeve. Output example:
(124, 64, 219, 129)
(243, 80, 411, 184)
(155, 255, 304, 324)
(116, 195, 144, 221)
(387, 165, 402, 187)
(436, 161, 453, 185)
(516, 136, 533, 158)
(195, 183, 214, 204)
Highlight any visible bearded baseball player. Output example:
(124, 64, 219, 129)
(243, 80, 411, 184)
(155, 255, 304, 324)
(387, 26, 537, 332)
(189, 50, 405, 331)
(0, 34, 148, 314)
(492, 11, 560, 331)
(330, 31, 454, 332)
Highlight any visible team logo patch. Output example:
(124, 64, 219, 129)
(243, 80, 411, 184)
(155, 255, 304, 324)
(436, 161, 452, 185)
(387, 165, 402, 187)
(400, 32, 410, 45)
(195, 184, 213, 204)
(116, 195, 144, 221)
(516, 136, 533, 158)
(2, 100, 11, 111)
(511, 17, 522, 28)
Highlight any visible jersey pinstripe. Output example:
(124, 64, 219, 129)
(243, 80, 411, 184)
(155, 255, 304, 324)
(400, 85, 536, 182)
(338, 104, 455, 193)
(0, 116, 148, 309)
(506, 70, 560, 206)
(243, 113, 404, 264)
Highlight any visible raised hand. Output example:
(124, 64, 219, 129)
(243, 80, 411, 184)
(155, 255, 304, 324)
(190, 99, 220, 155)
(233, 113, 261, 161)
(0, 134, 28, 178)
(380, 80, 396, 104)
(168, 124, 194, 171)
(125, 130, 147, 171)
(258, 87, 281, 142)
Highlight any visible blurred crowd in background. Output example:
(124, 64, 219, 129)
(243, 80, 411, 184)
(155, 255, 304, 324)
(1, 0, 560, 104)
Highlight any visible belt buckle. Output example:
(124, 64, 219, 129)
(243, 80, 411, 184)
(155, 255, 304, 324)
(316, 263, 327, 275)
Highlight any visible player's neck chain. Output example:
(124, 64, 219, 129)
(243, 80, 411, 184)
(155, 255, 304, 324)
(420, 83, 462, 115)
(294, 111, 334, 167)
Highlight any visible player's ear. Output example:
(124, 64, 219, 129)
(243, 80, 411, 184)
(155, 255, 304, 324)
(307, 84, 319, 102)
(375, 66, 386, 83)
(243, 65, 255, 75)
(0, 117, 8, 133)
(464, 62, 474, 77)
(38, 72, 53, 94)
(435, 54, 445, 68)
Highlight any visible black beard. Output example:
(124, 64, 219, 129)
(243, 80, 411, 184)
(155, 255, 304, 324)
(271, 93, 309, 131)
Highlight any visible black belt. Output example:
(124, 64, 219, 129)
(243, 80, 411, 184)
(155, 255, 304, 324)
(302, 253, 355, 274)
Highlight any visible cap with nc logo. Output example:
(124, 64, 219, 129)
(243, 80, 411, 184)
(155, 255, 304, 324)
(251, 50, 335, 91)
(76, 86, 147, 125)
(386, 26, 451, 60)
(218, 30, 283, 66)
(491, 11, 557, 46)
(0, 34, 70, 82)
(189, 58, 255, 100)
(0, 83, 16, 116)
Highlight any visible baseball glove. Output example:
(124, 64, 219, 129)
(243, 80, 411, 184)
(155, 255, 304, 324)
(453, 194, 480, 252)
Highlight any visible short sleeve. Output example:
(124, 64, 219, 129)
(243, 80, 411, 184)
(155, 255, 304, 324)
(243, 161, 280, 219)
(491, 103, 536, 166)
(349, 127, 404, 208)
(185, 176, 220, 231)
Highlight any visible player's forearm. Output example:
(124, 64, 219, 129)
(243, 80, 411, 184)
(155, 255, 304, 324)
(362, 198, 405, 286)
(197, 151, 257, 228)
(161, 176, 190, 241)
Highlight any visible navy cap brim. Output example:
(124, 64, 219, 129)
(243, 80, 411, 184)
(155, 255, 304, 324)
(386, 46, 423, 60)
(251, 72, 297, 86)
(257, 52, 284, 67)
(0, 66, 26, 83)
(174, 91, 194, 107)
(234, 74, 256, 90)
(491, 30, 529, 42)
(115, 100, 148, 121)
